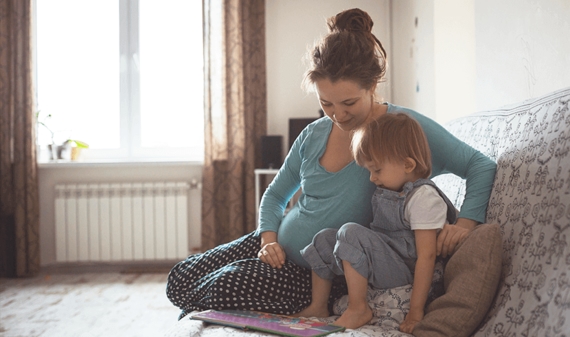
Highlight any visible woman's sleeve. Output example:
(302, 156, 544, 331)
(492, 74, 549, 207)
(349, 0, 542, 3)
(255, 126, 310, 234)
(412, 112, 497, 224)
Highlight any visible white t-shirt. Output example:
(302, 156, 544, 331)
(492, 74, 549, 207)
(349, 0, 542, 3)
(404, 185, 449, 231)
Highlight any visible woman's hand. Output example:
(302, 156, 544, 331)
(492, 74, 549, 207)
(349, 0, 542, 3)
(258, 231, 286, 268)
(436, 218, 477, 258)
(258, 242, 286, 268)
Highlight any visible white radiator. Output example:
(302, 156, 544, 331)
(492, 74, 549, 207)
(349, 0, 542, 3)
(54, 182, 190, 262)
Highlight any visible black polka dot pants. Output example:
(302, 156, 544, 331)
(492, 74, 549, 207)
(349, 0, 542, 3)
(167, 231, 347, 319)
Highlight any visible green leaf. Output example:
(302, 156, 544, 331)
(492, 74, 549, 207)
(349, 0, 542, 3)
(68, 140, 89, 148)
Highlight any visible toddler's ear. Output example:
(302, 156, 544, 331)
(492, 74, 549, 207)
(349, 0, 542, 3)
(404, 157, 416, 173)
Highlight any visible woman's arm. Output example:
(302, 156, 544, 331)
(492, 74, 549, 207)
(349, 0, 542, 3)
(426, 121, 496, 256)
(400, 229, 437, 334)
(402, 107, 497, 224)
(257, 127, 308, 234)
(402, 107, 497, 256)
(256, 156, 300, 268)
(444, 145, 497, 223)
(256, 124, 314, 267)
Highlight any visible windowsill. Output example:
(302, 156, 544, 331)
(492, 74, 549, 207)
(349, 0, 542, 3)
(38, 158, 203, 168)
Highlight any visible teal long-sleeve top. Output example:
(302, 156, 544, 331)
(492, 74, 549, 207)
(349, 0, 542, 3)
(257, 103, 497, 268)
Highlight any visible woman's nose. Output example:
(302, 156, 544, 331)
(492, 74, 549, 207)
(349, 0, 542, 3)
(334, 109, 347, 121)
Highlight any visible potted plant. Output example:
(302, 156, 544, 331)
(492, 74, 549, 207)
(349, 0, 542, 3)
(36, 111, 89, 161)
(35, 110, 57, 160)
(67, 139, 89, 161)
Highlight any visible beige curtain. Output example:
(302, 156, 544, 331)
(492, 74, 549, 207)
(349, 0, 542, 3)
(201, 0, 267, 250)
(0, 0, 40, 277)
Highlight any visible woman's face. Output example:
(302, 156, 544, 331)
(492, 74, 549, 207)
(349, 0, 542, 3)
(314, 78, 376, 131)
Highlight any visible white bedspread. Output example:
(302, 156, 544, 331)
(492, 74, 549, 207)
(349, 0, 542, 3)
(164, 283, 421, 337)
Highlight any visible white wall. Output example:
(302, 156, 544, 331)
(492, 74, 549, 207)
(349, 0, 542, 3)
(434, 0, 476, 123)
(391, 0, 437, 120)
(390, 0, 570, 123)
(474, 0, 570, 112)
(265, 0, 391, 155)
(391, 0, 477, 123)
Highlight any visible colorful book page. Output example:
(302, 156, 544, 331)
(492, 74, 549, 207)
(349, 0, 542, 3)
(190, 310, 345, 337)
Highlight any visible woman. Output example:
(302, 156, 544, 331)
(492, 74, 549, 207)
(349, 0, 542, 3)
(166, 8, 496, 319)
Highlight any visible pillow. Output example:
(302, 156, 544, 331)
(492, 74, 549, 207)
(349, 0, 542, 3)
(413, 223, 502, 337)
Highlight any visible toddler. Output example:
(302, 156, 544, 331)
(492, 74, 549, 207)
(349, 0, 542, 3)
(296, 112, 457, 332)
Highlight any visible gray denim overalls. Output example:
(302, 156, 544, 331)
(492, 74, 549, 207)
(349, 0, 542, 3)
(301, 179, 457, 289)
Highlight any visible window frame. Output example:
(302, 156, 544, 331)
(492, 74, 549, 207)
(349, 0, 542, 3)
(35, 0, 204, 163)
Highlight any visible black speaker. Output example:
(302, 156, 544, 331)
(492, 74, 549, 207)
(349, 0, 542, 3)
(261, 135, 283, 169)
(289, 118, 317, 149)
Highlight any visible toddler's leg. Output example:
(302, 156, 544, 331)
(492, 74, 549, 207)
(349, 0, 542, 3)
(301, 227, 346, 278)
(335, 223, 413, 289)
(293, 270, 332, 318)
(333, 261, 373, 329)
(296, 228, 340, 317)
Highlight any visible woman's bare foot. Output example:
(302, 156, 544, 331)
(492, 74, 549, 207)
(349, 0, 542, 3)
(292, 304, 330, 318)
(333, 304, 373, 329)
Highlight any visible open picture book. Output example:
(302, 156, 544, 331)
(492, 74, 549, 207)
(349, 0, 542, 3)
(190, 310, 345, 337)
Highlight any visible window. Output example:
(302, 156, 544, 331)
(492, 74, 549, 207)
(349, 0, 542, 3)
(36, 0, 204, 161)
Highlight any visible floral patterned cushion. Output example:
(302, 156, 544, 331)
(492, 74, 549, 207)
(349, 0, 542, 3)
(332, 285, 412, 331)
(331, 259, 445, 330)
(433, 87, 570, 336)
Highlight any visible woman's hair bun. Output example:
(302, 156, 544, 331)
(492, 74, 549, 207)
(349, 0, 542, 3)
(328, 8, 373, 34)
(302, 7, 387, 92)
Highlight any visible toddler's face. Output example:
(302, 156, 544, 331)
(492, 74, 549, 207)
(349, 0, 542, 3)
(363, 159, 411, 192)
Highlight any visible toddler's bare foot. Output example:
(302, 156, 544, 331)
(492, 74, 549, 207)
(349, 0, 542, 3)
(293, 304, 330, 318)
(333, 305, 373, 329)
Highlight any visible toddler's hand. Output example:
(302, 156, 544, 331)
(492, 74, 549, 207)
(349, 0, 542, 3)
(399, 310, 423, 334)
(399, 318, 420, 334)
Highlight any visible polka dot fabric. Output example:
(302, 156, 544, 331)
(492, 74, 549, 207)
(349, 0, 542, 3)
(166, 231, 348, 320)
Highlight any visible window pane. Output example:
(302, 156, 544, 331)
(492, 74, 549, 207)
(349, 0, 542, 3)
(139, 0, 204, 149)
(37, 0, 120, 149)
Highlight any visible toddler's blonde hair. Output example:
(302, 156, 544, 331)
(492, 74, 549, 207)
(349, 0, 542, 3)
(351, 113, 432, 179)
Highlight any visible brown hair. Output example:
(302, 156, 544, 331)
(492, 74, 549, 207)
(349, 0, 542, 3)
(351, 113, 432, 179)
(303, 8, 387, 92)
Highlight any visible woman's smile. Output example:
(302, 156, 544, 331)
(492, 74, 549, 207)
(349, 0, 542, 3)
(334, 115, 353, 126)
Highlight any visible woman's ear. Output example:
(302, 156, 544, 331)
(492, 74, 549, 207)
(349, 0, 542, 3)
(403, 157, 417, 173)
